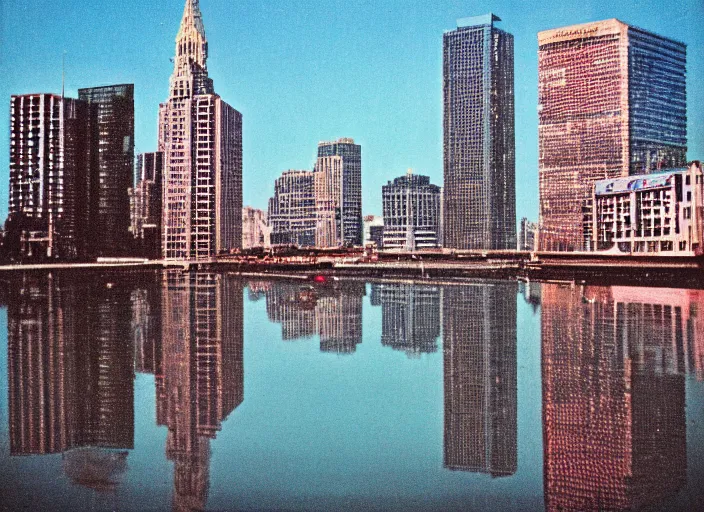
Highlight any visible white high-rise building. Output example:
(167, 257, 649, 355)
(159, 0, 242, 260)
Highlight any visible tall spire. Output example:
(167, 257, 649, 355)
(173, 0, 208, 76)
(178, 0, 206, 41)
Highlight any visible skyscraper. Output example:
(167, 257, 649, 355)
(268, 170, 316, 246)
(316, 138, 362, 247)
(538, 19, 687, 251)
(78, 84, 134, 257)
(443, 14, 516, 250)
(159, 0, 242, 260)
(7, 94, 87, 260)
(382, 170, 441, 250)
(129, 152, 163, 259)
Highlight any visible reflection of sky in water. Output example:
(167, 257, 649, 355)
(0, 271, 701, 511)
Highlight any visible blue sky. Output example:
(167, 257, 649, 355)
(1, 0, 702, 224)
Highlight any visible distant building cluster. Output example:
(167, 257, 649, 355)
(267, 139, 363, 249)
(2, 4, 700, 261)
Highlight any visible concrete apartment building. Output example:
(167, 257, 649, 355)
(586, 161, 703, 254)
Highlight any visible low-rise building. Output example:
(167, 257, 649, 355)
(363, 215, 384, 247)
(518, 217, 538, 251)
(587, 161, 702, 254)
(242, 206, 270, 249)
(382, 170, 441, 251)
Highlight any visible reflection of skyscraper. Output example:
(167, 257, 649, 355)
(7, 272, 135, 455)
(317, 283, 364, 354)
(371, 283, 440, 357)
(159, 271, 244, 511)
(261, 280, 365, 353)
(541, 284, 688, 511)
(442, 282, 517, 476)
(131, 278, 163, 375)
(8, 273, 76, 454)
(265, 281, 317, 340)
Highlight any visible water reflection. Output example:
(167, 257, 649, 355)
(2, 273, 703, 510)
(8, 272, 134, 460)
(442, 282, 518, 476)
(370, 283, 440, 357)
(255, 279, 365, 353)
(541, 284, 704, 511)
(158, 271, 244, 512)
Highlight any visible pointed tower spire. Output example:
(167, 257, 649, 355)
(178, 0, 206, 40)
(173, 0, 208, 78)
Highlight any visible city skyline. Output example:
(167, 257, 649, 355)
(2, 0, 702, 227)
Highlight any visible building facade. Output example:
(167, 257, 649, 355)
(382, 171, 441, 251)
(538, 19, 687, 251)
(518, 217, 538, 251)
(443, 14, 516, 250)
(362, 215, 384, 247)
(159, 0, 242, 260)
(129, 152, 163, 259)
(316, 138, 362, 246)
(242, 206, 270, 249)
(586, 162, 702, 254)
(7, 94, 88, 260)
(78, 84, 134, 257)
(268, 170, 316, 246)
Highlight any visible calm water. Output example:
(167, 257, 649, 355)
(0, 271, 702, 512)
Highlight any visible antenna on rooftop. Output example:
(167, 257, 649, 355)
(61, 50, 67, 98)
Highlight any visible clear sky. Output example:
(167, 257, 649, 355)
(1, 0, 703, 225)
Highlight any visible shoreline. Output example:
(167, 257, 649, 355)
(1, 252, 703, 289)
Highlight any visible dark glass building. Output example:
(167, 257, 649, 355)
(78, 84, 135, 257)
(443, 14, 516, 250)
(317, 138, 362, 246)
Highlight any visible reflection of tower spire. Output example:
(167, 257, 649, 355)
(160, 271, 244, 511)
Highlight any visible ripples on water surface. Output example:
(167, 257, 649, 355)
(0, 270, 702, 511)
